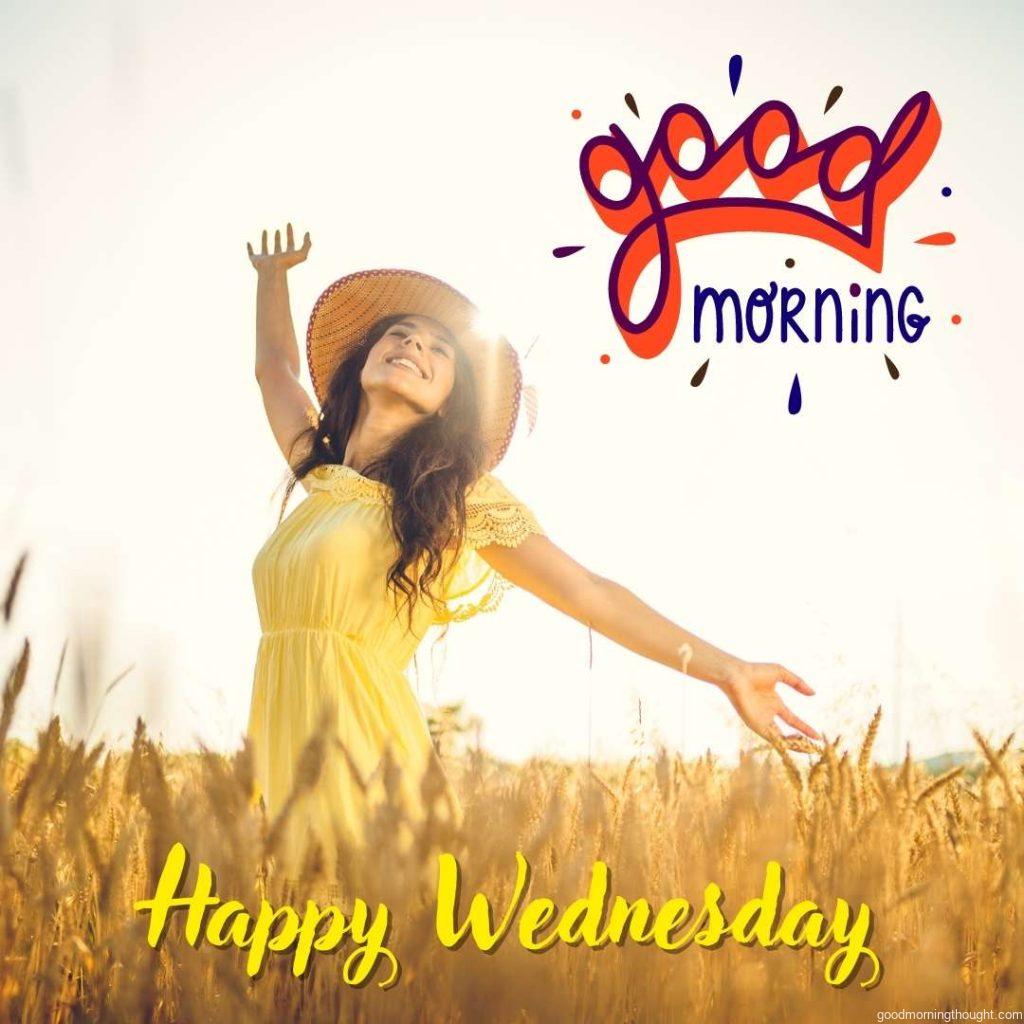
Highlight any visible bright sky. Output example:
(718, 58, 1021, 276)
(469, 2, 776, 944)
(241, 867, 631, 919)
(1, 0, 1022, 765)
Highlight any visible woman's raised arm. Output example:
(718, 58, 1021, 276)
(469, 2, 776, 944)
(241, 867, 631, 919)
(248, 224, 319, 475)
(477, 533, 820, 748)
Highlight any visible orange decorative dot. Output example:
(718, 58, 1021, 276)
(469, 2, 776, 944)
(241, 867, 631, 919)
(571, 109, 582, 119)
(600, 354, 610, 364)
(952, 314, 962, 324)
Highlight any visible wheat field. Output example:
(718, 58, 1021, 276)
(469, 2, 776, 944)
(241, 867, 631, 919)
(0, 563, 1022, 1022)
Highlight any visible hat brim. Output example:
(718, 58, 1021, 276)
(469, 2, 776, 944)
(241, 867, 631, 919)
(306, 268, 522, 472)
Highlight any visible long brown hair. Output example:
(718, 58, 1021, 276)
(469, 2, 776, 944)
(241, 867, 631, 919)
(280, 313, 486, 624)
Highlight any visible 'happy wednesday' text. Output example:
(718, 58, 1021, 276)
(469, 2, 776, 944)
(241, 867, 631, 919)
(133, 843, 882, 990)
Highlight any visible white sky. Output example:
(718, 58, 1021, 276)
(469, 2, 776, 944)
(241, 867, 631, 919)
(0, 0, 1022, 764)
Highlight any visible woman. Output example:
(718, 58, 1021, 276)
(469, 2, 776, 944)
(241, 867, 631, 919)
(245, 224, 820, 876)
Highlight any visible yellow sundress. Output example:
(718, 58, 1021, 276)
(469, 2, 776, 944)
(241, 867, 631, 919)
(245, 462, 544, 877)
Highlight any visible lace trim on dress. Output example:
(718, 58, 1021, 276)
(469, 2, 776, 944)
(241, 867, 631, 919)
(463, 497, 543, 550)
(441, 572, 516, 623)
(302, 469, 544, 547)
(302, 464, 389, 505)
(436, 478, 545, 625)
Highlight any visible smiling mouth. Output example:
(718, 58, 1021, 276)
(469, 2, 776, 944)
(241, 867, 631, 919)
(386, 355, 428, 379)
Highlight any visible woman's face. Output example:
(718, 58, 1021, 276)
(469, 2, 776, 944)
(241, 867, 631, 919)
(360, 314, 458, 416)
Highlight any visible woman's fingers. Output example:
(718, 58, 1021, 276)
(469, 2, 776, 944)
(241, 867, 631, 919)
(776, 664, 814, 696)
(248, 225, 310, 266)
(777, 702, 821, 741)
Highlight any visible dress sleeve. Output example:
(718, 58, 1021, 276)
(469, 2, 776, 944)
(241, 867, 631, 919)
(434, 473, 546, 625)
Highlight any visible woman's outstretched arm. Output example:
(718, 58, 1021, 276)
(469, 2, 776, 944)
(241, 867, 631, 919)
(248, 224, 318, 476)
(477, 534, 820, 747)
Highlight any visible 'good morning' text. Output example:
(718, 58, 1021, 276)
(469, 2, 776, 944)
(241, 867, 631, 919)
(691, 282, 928, 343)
(579, 92, 940, 358)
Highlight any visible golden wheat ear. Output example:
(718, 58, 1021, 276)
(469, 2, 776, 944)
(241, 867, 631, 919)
(783, 736, 825, 756)
(0, 639, 29, 750)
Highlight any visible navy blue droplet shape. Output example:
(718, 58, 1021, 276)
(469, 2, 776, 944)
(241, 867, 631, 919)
(728, 55, 742, 95)
(788, 373, 802, 414)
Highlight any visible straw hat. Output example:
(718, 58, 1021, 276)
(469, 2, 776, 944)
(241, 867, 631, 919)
(306, 268, 523, 471)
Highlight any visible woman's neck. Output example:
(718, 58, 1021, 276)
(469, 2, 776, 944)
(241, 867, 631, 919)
(342, 398, 420, 474)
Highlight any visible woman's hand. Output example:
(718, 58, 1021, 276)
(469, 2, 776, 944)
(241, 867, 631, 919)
(718, 662, 821, 748)
(247, 223, 312, 275)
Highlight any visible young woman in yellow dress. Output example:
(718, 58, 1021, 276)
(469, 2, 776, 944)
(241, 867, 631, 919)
(245, 223, 820, 876)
